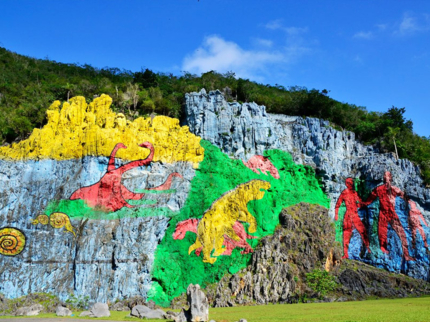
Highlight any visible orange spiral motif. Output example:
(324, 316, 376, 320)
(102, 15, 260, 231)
(0, 227, 26, 256)
(49, 212, 68, 229)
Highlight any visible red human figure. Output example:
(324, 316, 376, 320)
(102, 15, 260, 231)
(335, 178, 371, 259)
(173, 219, 256, 256)
(70, 142, 182, 212)
(363, 171, 414, 261)
(408, 200, 429, 249)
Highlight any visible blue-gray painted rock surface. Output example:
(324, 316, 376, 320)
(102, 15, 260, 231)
(0, 157, 195, 302)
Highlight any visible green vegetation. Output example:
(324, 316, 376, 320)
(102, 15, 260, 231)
(65, 294, 90, 310)
(1, 297, 430, 321)
(1, 46, 430, 184)
(305, 269, 337, 299)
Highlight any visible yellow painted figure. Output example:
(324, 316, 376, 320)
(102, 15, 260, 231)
(189, 179, 271, 264)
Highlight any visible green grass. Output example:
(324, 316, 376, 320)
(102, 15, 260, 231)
(2, 297, 430, 322)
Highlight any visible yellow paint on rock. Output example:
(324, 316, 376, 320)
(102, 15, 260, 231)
(0, 95, 204, 165)
(188, 179, 271, 264)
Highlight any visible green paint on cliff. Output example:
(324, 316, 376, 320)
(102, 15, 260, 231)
(44, 198, 177, 220)
(149, 140, 329, 306)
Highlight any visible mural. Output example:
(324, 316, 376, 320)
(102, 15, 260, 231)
(174, 219, 256, 256)
(243, 155, 280, 179)
(0, 228, 26, 256)
(31, 213, 76, 236)
(3, 94, 429, 305)
(335, 171, 429, 263)
(69, 142, 182, 212)
(149, 141, 329, 306)
(335, 178, 370, 259)
(408, 200, 429, 249)
(0, 95, 204, 166)
(187, 179, 270, 264)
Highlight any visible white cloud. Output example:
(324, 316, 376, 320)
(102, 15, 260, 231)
(265, 20, 308, 36)
(353, 31, 373, 39)
(182, 36, 285, 80)
(252, 38, 273, 48)
(394, 12, 430, 36)
(376, 24, 388, 31)
(284, 26, 308, 36)
(265, 19, 283, 30)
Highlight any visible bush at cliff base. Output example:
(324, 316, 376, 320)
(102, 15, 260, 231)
(149, 140, 330, 306)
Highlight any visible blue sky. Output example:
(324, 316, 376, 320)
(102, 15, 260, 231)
(1, 1, 430, 136)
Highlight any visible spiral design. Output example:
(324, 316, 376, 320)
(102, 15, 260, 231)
(49, 212, 68, 229)
(0, 227, 26, 256)
(33, 214, 49, 225)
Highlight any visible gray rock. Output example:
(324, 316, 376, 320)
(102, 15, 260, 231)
(55, 305, 72, 316)
(79, 311, 91, 317)
(89, 302, 110, 318)
(239, 319, 248, 322)
(130, 304, 165, 319)
(173, 309, 188, 322)
(187, 284, 209, 322)
(209, 320, 216, 322)
(15, 304, 43, 316)
(111, 301, 130, 311)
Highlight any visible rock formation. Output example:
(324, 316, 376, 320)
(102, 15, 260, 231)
(1, 90, 429, 306)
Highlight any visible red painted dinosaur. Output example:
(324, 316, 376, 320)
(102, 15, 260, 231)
(173, 218, 256, 256)
(70, 142, 182, 212)
(243, 155, 280, 179)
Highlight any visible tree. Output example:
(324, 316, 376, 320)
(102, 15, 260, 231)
(387, 126, 400, 160)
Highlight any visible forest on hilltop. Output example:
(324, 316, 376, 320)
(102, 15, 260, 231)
(1, 46, 430, 183)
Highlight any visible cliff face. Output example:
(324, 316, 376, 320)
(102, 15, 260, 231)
(184, 89, 430, 280)
(1, 91, 430, 305)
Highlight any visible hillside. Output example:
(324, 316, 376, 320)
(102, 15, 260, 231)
(1, 46, 430, 183)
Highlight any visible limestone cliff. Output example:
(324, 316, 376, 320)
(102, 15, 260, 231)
(1, 90, 430, 306)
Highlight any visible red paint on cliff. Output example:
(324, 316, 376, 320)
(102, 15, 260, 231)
(173, 219, 256, 256)
(243, 155, 280, 179)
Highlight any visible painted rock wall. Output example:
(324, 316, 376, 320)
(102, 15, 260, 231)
(184, 89, 430, 281)
(0, 95, 201, 301)
(1, 89, 430, 305)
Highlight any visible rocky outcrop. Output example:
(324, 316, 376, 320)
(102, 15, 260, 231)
(210, 203, 340, 306)
(186, 284, 209, 322)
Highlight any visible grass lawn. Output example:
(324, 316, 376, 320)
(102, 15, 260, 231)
(1, 297, 430, 322)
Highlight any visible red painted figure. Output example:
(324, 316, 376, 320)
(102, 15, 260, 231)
(243, 155, 280, 179)
(363, 171, 414, 261)
(335, 178, 371, 259)
(70, 142, 182, 212)
(408, 200, 429, 249)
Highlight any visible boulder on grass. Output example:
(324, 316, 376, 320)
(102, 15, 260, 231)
(56, 305, 72, 316)
(89, 302, 110, 318)
(131, 304, 166, 319)
(15, 304, 44, 316)
(79, 311, 91, 317)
